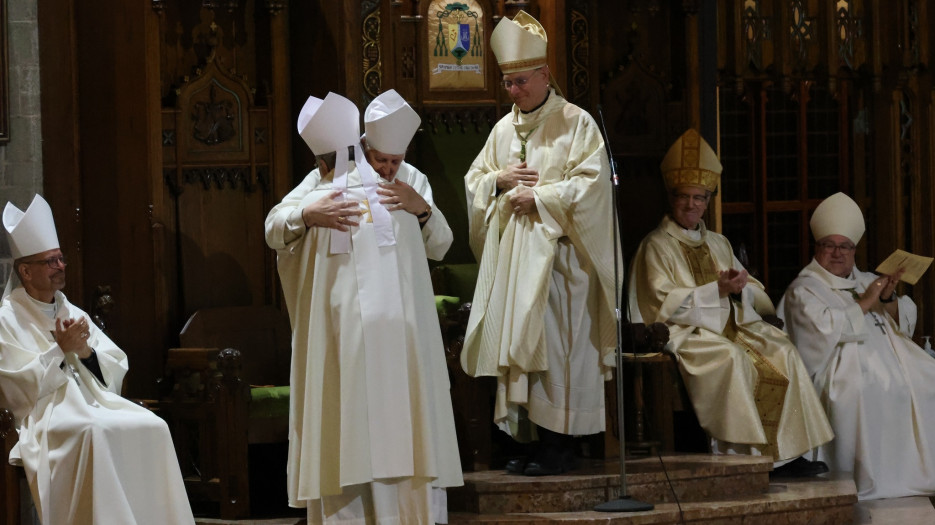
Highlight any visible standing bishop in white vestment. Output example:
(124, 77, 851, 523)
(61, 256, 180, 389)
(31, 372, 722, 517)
(460, 10, 621, 476)
(265, 91, 462, 525)
(0, 195, 194, 525)
(628, 130, 833, 475)
(779, 192, 935, 499)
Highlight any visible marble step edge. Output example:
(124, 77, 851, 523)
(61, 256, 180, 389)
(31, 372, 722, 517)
(450, 477, 858, 524)
(460, 455, 775, 494)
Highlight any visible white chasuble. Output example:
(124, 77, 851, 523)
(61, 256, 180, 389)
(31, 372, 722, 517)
(780, 260, 935, 499)
(266, 162, 463, 509)
(629, 216, 833, 461)
(462, 90, 621, 438)
(0, 289, 194, 525)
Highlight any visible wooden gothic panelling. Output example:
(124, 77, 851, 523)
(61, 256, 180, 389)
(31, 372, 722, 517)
(163, 57, 277, 321)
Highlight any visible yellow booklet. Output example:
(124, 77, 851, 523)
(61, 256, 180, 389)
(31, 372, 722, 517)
(875, 249, 934, 285)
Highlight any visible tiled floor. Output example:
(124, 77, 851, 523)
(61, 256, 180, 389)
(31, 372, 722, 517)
(854, 497, 935, 524)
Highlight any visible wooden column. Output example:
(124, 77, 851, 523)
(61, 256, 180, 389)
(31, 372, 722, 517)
(38, 0, 84, 307)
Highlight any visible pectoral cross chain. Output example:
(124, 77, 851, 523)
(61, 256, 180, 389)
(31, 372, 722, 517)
(517, 126, 539, 162)
(870, 313, 886, 334)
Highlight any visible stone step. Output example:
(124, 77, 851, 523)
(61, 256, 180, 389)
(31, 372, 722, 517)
(450, 454, 775, 514)
(450, 474, 858, 524)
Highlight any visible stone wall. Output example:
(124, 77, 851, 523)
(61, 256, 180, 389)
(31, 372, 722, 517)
(0, 0, 43, 289)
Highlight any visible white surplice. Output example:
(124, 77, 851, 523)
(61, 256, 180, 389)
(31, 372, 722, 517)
(0, 288, 194, 525)
(460, 90, 620, 439)
(265, 161, 463, 523)
(779, 259, 935, 499)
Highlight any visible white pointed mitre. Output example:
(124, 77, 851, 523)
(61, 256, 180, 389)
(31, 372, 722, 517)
(3, 195, 60, 259)
(810, 192, 865, 244)
(490, 10, 548, 74)
(364, 89, 420, 155)
(660, 129, 722, 192)
(297, 92, 360, 155)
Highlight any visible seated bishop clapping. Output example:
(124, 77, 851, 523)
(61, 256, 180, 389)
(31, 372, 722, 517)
(628, 129, 834, 478)
(1, 195, 194, 524)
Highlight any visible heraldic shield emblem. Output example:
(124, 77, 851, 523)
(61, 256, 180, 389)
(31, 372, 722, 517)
(448, 23, 471, 63)
(428, 0, 485, 89)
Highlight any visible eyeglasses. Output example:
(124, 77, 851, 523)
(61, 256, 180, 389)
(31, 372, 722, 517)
(672, 192, 709, 205)
(24, 255, 67, 269)
(817, 241, 856, 254)
(501, 70, 540, 90)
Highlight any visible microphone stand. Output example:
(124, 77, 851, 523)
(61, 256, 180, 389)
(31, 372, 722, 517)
(593, 106, 654, 513)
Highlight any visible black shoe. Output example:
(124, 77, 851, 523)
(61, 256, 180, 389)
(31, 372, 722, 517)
(505, 458, 527, 474)
(522, 426, 579, 476)
(523, 442, 577, 476)
(523, 460, 564, 476)
(770, 457, 829, 479)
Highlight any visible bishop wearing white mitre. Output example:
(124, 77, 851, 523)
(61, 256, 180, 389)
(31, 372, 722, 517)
(0, 194, 194, 524)
(780, 192, 935, 499)
(265, 91, 462, 524)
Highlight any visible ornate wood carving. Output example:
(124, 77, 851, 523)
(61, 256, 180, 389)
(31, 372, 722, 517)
(362, 0, 380, 14)
(191, 84, 238, 146)
(91, 285, 116, 335)
(835, 0, 862, 70)
(402, 45, 416, 79)
(568, 4, 590, 107)
(905, 0, 920, 66)
(742, 0, 771, 72)
(362, 6, 382, 100)
(789, 0, 815, 71)
(183, 166, 257, 192)
(172, 55, 256, 164)
(424, 106, 497, 134)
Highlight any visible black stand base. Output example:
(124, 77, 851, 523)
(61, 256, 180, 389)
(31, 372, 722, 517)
(594, 496, 655, 513)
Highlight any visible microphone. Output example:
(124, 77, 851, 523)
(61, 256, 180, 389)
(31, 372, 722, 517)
(596, 105, 619, 187)
(592, 103, 654, 514)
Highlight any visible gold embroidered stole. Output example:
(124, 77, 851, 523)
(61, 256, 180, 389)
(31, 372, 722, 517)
(678, 241, 788, 458)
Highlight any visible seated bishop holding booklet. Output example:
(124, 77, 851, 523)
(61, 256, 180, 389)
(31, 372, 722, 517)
(778, 192, 935, 500)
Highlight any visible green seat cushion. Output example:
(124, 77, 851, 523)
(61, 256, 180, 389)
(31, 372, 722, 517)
(435, 295, 461, 315)
(250, 385, 290, 419)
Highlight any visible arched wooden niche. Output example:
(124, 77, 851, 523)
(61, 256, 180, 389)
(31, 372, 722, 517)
(162, 55, 275, 321)
(175, 60, 254, 163)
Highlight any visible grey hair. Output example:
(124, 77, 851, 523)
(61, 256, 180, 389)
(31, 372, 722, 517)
(315, 145, 356, 173)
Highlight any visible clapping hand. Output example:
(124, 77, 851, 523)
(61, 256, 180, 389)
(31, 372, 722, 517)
(717, 268, 748, 297)
(55, 317, 92, 359)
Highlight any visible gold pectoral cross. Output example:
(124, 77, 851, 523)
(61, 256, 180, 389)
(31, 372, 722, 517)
(361, 198, 373, 223)
(517, 126, 538, 163)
